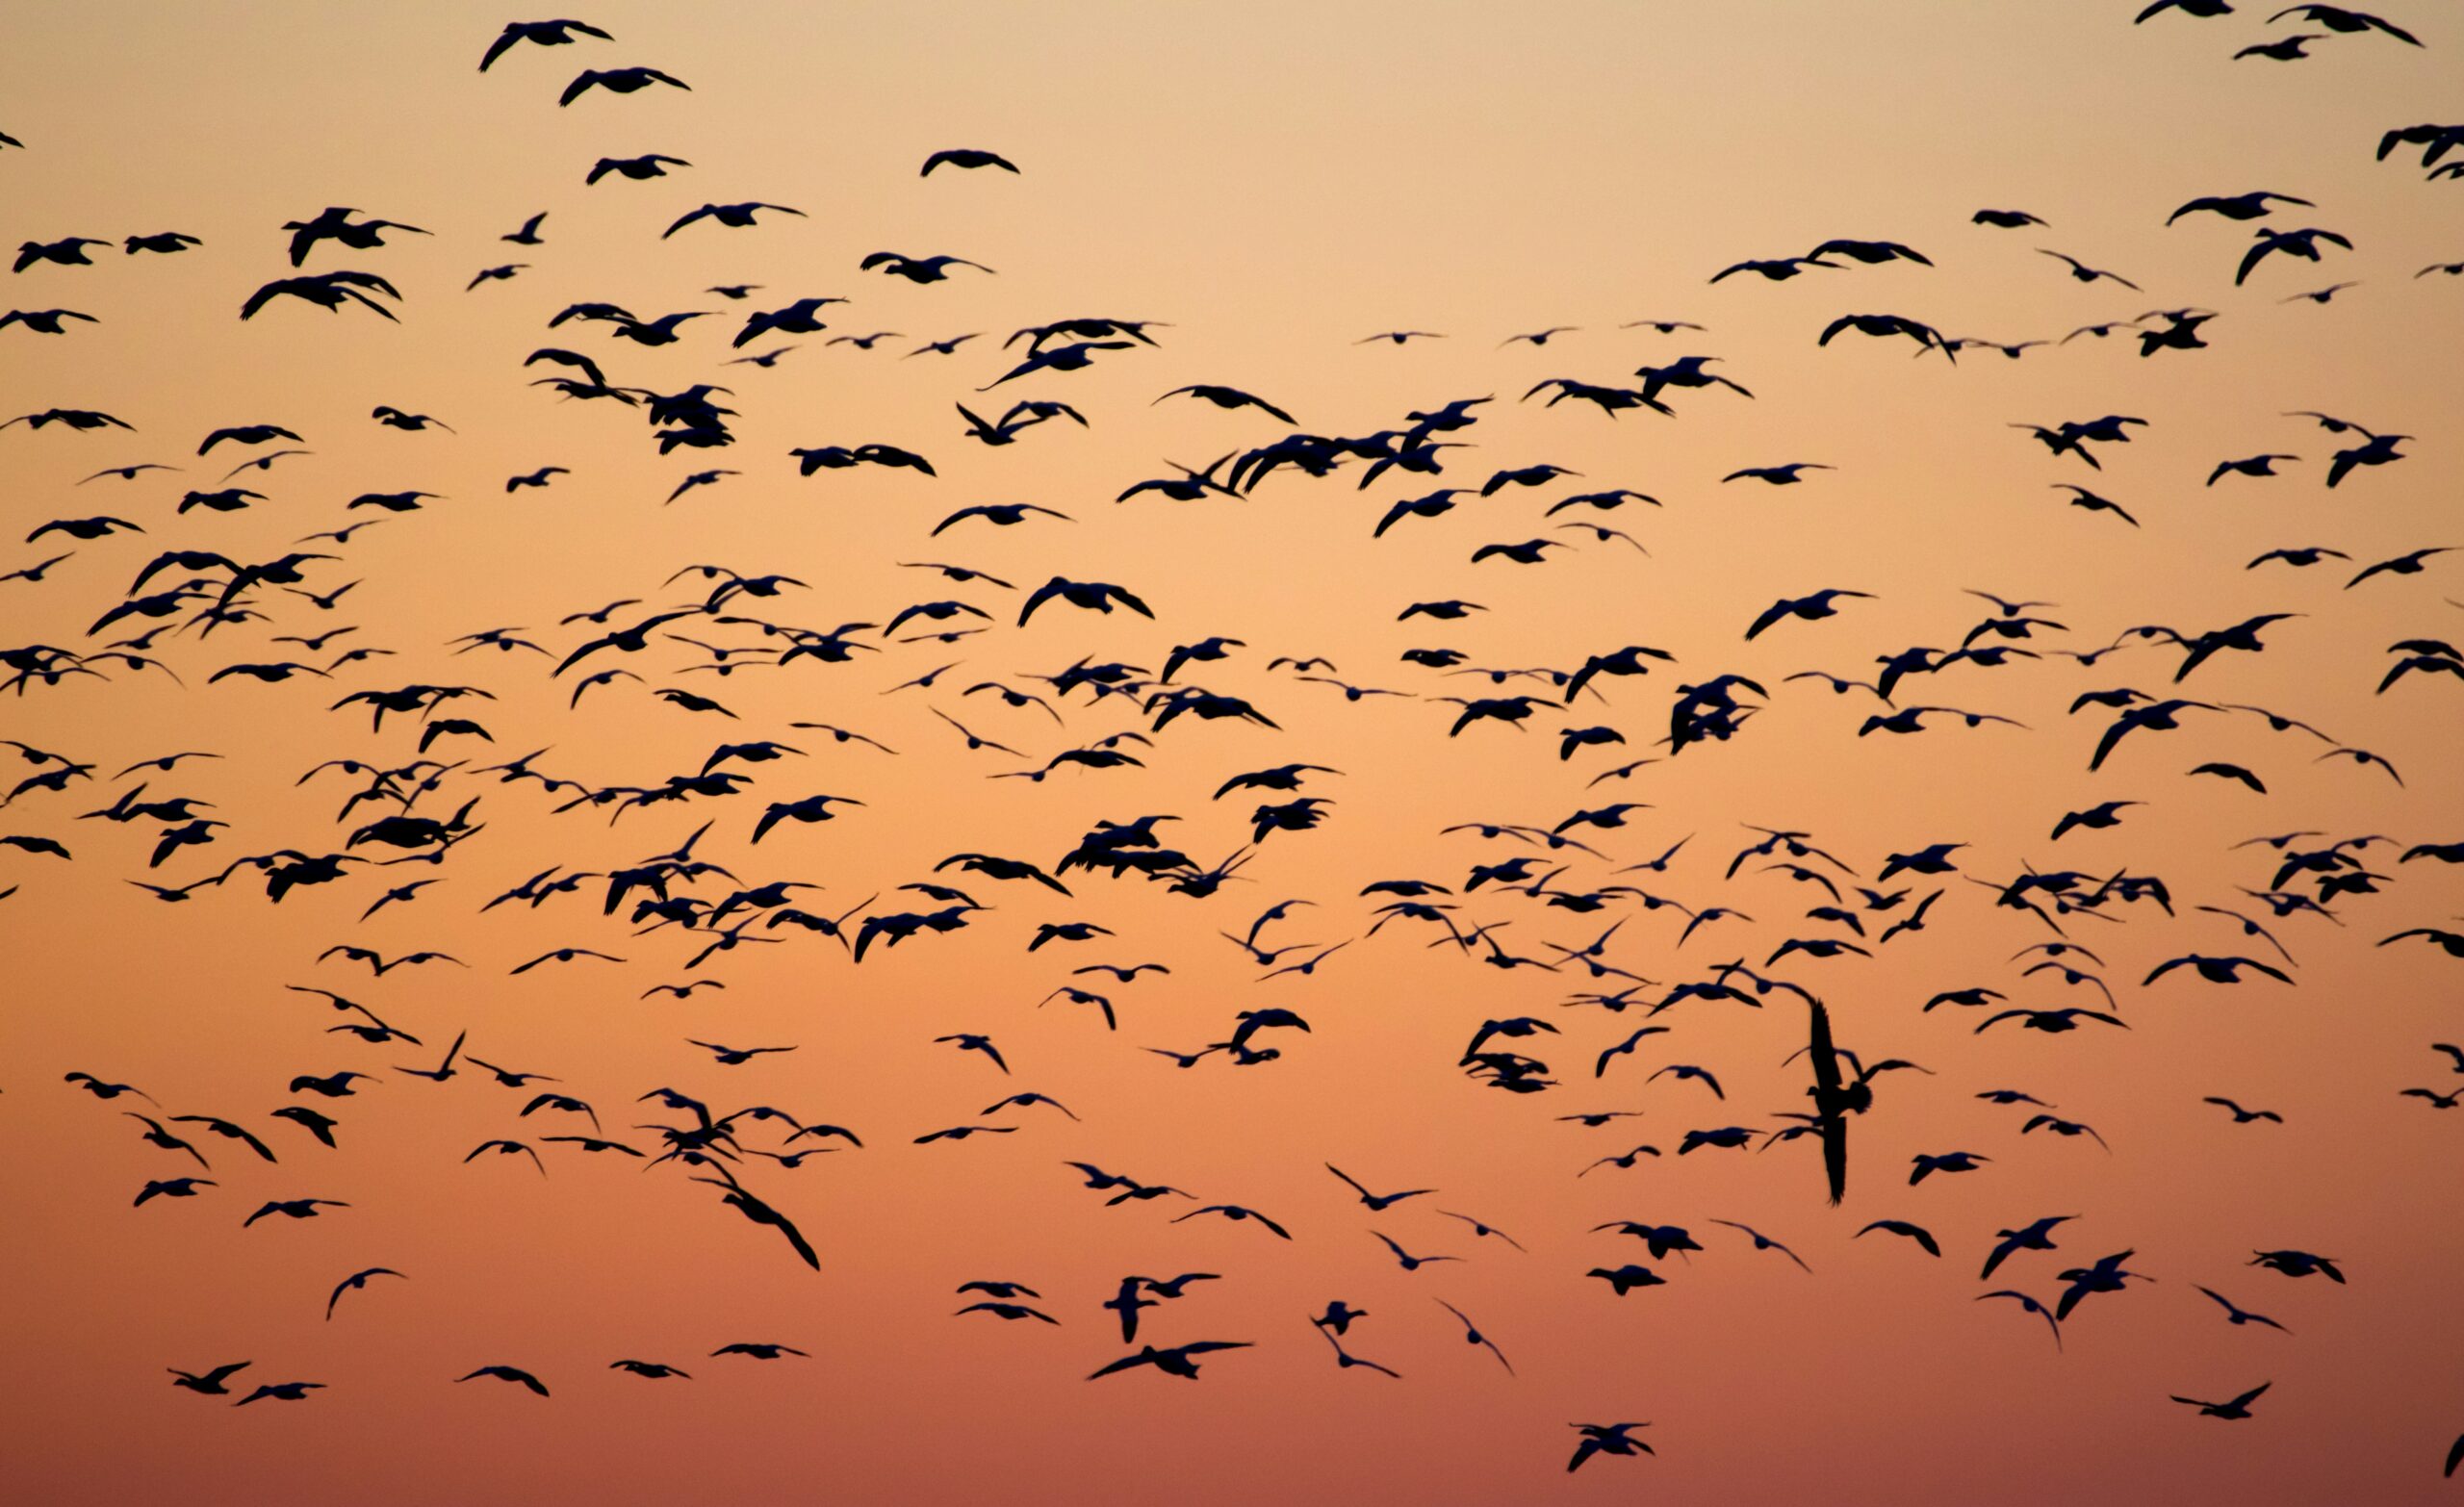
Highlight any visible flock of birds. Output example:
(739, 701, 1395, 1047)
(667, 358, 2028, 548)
(5, 7, 2463, 1488)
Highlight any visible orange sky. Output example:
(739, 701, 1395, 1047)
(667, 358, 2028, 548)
(3, 3, 2462, 1502)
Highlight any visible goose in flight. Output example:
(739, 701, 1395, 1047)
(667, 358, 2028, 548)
(479, 18, 613, 71)
(1566, 1422, 1654, 1471)
(921, 148, 1018, 174)
(557, 65, 689, 106)
(2039, 249, 2141, 290)
(1087, 1341, 1251, 1381)
(2270, 5, 2419, 45)
(2169, 190, 2311, 223)
(665, 202, 805, 238)
(861, 251, 993, 283)
(2170, 1382, 2272, 1419)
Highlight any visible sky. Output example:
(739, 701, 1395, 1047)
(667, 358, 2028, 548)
(3, 2, 2462, 1502)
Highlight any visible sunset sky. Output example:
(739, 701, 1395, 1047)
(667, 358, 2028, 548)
(3, 2, 2461, 1502)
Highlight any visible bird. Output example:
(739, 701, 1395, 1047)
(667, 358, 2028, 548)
(1712, 256, 1835, 283)
(124, 232, 204, 255)
(1858, 1220, 1941, 1257)
(233, 1382, 325, 1406)
(958, 1300, 1057, 1323)
(2169, 190, 2311, 224)
(168, 1362, 253, 1395)
(1566, 1422, 1654, 1471)
(665, 202, 806, 239)
(922, 148, 1019, 175)
(2238, 226, 2351, 284)
(2143, 955, 2293, 986)
(325, 1267, 405, 1320)
(2347, 548, 2449, 589)
(457, 1365, 551, 1396)
(0, 308, 99, 335)
(2196, 1287, 2291, 1333)
(1978, 1290, 2063, 1348)
(1313, 1321, 1401, 1378)
(1981, 1217, 2076, 1281)
(241, 270, 401, 321)
(1326, 1163, 1432, 1212)
(478, 19, 613, 70)
(2039, 249, 2141, 290)
(1017, 576, 1152, 626)
(2249, 1248, 2345, 1283)
(588, 152, 690, 185)
(2270, 5, 2419, 45)
(557, 66, 689, 106)
(242, 1198, 348, 1227)
(1155, 384, 1296, 424)
(1086, 1341, 1251, 1381)
(1724, 462, 1833, 485)
(2234, 34, 2323, 60)
(2170, 1383, 2272, 1420)
(861, 251, 993, 283)
(1818, 313, 1954, 359)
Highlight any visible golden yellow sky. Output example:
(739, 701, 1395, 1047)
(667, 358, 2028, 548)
(3, 2, 2462, 1502)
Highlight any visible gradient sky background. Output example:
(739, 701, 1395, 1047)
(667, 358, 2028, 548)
(4, 2, 2462, 1502)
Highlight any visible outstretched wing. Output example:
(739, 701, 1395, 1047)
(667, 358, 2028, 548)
(1806, 998, 1848, 1203)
